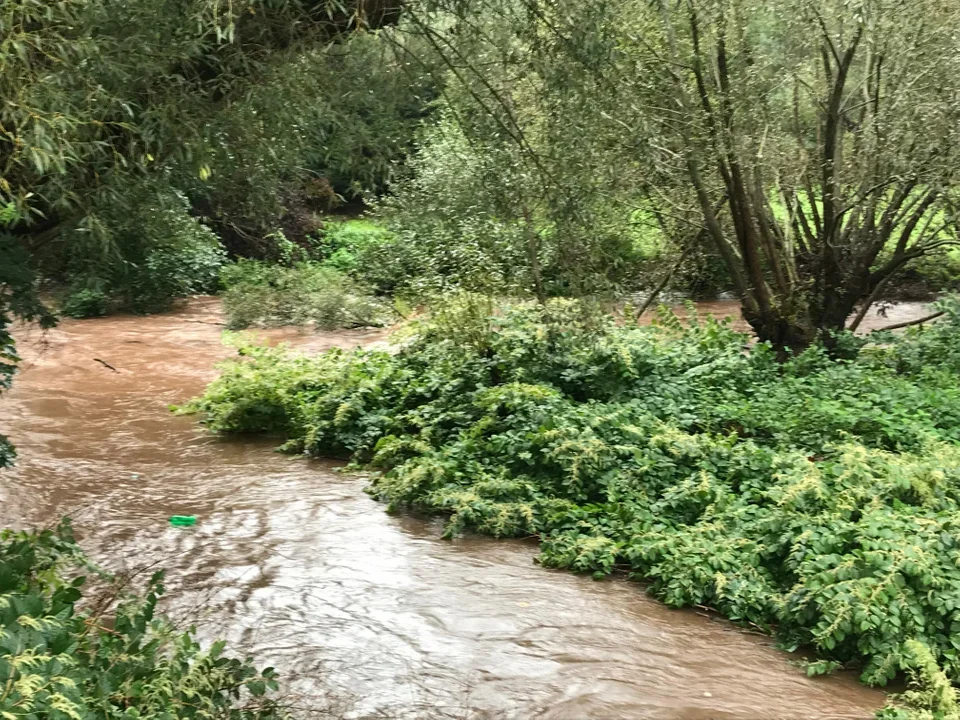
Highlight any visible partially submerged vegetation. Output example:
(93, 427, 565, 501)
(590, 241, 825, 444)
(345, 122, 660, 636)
(217, 220, 400, 330)
(187, 296, 960, 717)
(60, 190, 228, 318)
(0, 521, 285, 718)
(4, 0, 960, 715)
(220, 261, 390, 330)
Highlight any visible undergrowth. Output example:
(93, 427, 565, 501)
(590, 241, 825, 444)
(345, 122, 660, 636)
(219, 260, 391, 330)
(0, 520, 285, 718)
(60, 189, 227, 318)
(185, 295, 960, 718)
(315, 220, 394, 277)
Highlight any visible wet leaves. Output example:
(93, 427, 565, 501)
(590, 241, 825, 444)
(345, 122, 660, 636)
(0, 520, 286, 719)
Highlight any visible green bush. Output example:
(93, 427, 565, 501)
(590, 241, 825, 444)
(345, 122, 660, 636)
(128, 230, 226, 314)
(0, 520, 285, 719)
(186, 296, 960, 717)
(61, 189, 227, 317)
(376, 115, 653, 302)
(61, 286, 110, 319)
(220, 260, 391, 330)
(309, 219, 418, 297)
(316, 220, 393, 274)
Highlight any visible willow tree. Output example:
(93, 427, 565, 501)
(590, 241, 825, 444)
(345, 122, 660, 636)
(0, 0, 401, 465)
(0, 0, 400, 239)
(414, 0, 960, 350)
(537, 0, 960, 350)
(372, 0, 658, 302)
(628, 0, 960, 350)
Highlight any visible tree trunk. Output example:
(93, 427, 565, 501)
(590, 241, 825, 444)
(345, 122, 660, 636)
(741, 304, 817, 358)
(521, 204, 547, 304)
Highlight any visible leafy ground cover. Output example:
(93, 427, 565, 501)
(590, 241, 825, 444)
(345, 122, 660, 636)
(0, 521, 284, 719)
(186, 296, 960, 717)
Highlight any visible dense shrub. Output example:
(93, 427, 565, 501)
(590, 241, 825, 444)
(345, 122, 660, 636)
(220, 260, 391, 330)
(0, 520, 284, 718)
(186, 296, 960, 716)
(308, 219, 421, 298)
(375, 115, 653, 302)
(315, 220, 395, 276)
(60, 288, 110, 320)
(61, 190, 226, 317)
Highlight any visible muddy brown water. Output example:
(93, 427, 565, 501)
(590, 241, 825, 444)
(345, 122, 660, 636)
(2, 297, 925, 719)
(637, 298, 936, 334)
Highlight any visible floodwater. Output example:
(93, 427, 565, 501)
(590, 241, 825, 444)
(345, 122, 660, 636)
(639, 298, 937, 334)
(1, 297, 920, 719)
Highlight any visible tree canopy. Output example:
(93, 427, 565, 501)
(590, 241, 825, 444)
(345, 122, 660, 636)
(0, 0, 410, 465)
(385, 0, 960, 349)
(1, 0, 399, 234)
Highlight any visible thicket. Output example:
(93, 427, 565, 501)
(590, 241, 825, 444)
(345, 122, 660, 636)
(58, 190, 227, 318)
(184, 31, 439, 256)
(217, 219, 419, 330)
(0, 0, 431, 339)
(187, 296, 960, 716)
(220, 260, 390, 330)
(0, 520, 285, 718)
(314, 221, 396, 280)
(375, 106, 655, 302)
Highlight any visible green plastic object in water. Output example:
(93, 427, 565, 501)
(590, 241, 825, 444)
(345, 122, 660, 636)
(169, 515, 197, 527)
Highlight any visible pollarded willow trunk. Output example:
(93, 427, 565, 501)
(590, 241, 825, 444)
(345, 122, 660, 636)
(741, 305, 817, 357)
(742, 288, 867, 356)
(652, 0, 960, 355)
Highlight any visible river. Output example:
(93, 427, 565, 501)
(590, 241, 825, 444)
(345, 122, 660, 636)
(1, 297, 917, 719)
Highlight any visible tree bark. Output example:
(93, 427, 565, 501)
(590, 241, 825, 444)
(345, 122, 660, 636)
(521, 204, 547, 304)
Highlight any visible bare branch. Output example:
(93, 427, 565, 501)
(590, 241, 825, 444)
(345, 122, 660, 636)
(874, 310, 944, 332)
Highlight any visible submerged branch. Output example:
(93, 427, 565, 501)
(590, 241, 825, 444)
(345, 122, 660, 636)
(874, 310, 945, 332)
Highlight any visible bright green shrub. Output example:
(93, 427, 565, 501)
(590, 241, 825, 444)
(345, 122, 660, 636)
(310, 218, 418, 298)
(220, 260, 390, 330)
(187, 296, 960, 716)
(310, 218, 425, 298)
(316, 220, 395, 275)
(0, 520, 285, 719)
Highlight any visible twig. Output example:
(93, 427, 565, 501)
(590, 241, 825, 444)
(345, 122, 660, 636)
(83, 618, 123, 637)
(847, 274, 893, 332)
(93, 358, 119, 373)
(637, 244, 694, 319)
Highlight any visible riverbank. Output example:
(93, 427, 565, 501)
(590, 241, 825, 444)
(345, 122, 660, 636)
(1, 297, 888, 718)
